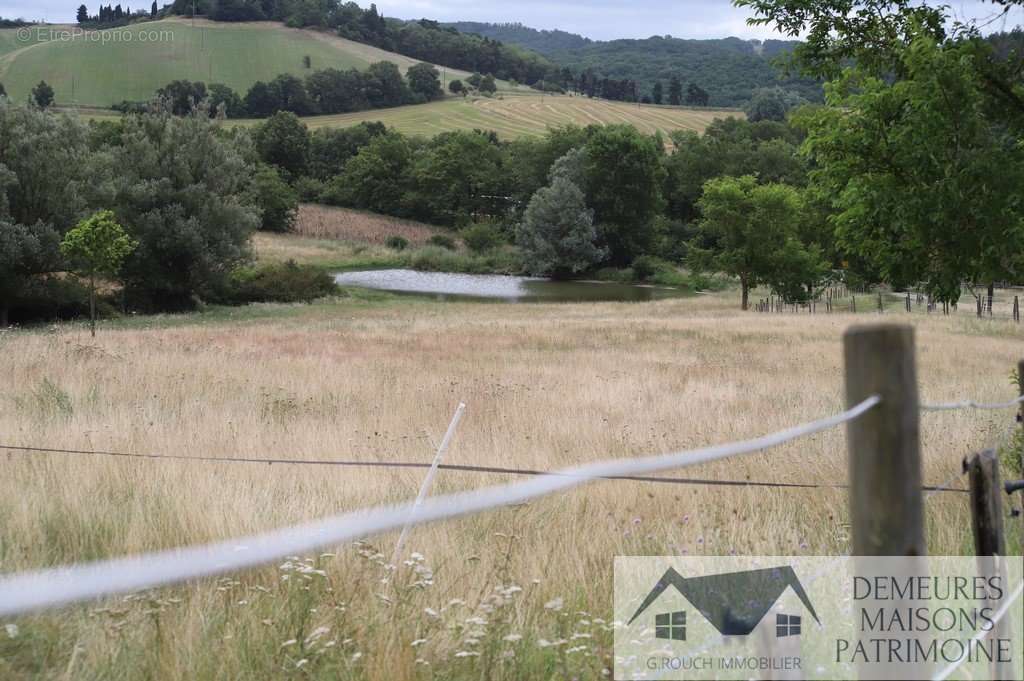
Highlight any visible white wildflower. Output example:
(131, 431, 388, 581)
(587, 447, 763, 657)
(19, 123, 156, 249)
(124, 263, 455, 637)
(411, 639, 427, 647)
(454, 651, 480, 658)
(502, 634, 522, 642)
(544, 597, 564, 611)
(5, 624, 18, 638)
(305, 627, 330, 646)
(295, 659, 308, 669)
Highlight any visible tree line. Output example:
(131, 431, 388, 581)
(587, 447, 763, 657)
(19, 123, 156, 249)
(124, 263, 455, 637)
(444, 22, 824, 108)
(112, 61, 452, 118)
(0, 99, 339, 326)
(75, 2, 159, 26)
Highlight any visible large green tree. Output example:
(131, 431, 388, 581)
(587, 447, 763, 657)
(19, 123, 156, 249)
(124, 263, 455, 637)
(322, 131, 414, 215)
(253, 111, 311, 181)
(795, 35, 1024, 301)
(516, 149, 605, 277)
(95, 111, 260, 309)
(404, 131, 504, 226)
(584, 125, 664, 265)
(689, 175, 824, 309)
(406, 63, 444, 102)
(0, 221, 61, 327)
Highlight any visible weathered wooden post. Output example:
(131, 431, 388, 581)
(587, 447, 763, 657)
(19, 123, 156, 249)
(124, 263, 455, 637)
(966, 447, 1016, 681)
(844, 324, 925, 555)
(844, 324, 926, 681)
(964, 449, 1006, 556)
(851, 296, 856, 314)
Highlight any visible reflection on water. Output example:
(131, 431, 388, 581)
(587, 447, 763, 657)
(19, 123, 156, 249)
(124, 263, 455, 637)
(334, 269, 688, 303)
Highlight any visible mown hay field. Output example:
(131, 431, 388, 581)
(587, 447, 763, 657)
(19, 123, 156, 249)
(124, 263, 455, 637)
(0, 291, 1021, 679)
(294, 205, 443, 245)
(288, 93, 739, 139)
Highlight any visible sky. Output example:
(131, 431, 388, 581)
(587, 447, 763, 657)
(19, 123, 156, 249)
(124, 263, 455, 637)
(4, 1, 1020, 41)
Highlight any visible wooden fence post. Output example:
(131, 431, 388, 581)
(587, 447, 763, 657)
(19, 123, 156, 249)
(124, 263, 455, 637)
(965, 448, 1016, 681)
(964, 449, 1006, 556)
(843, 324, 925, 555)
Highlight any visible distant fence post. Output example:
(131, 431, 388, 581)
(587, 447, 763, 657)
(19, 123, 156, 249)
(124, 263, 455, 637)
(964, 449, 1006, 556)
(843, 324, 925, 555)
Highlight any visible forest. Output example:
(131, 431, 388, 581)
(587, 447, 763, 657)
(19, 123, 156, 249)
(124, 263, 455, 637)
(449, 22, 823, 107)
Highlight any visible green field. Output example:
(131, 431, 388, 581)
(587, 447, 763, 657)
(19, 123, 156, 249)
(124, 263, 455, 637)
(237, 92, 741, 139)
(0, 18, 522, 107)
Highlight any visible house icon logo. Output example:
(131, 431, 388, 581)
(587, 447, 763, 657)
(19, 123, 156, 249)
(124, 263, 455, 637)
(626, 565, 820, 640)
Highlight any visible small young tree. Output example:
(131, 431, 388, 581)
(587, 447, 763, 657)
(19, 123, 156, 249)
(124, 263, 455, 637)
(516, 149, 605, 277)
(60, 210, 137, 337)
(449, 79, 464, 95)
(32, 81, 55, 109)
(249, 165, 298, 232)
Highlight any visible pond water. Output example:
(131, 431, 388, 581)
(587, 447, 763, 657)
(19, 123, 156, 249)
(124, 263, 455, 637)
(334, 269, 689, 303)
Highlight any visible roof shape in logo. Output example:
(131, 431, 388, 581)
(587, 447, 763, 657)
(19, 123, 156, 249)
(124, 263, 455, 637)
(626, 565, 820, 636)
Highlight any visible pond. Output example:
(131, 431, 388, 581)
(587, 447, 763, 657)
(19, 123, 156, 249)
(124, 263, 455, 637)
(334, 269, 689, 303)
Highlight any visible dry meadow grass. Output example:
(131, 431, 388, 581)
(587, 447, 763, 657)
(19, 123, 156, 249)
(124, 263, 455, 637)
(1, 292, 1022, 679)
(294, 205, 443, 246)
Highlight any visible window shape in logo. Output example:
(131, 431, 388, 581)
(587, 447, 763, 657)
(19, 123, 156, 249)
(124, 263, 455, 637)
(776, 614, 801, 637)
(655, 611, 686, 640)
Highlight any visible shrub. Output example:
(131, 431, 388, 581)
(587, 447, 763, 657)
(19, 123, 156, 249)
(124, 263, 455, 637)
(385, 235, 409, 251)
(631, 255, 659, 281)
(428, 234, 457, 250)
(293, 176, 325, 202)
(226, 261, 338, 304)
(460, 223, 504, 254)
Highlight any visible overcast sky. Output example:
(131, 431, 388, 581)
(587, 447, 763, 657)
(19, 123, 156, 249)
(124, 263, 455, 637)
(6, 1, 1020, 40)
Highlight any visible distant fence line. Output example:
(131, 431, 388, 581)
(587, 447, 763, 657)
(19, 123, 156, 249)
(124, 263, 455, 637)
(755, 288, 1023, 323)
(1, 325, 1023, 681)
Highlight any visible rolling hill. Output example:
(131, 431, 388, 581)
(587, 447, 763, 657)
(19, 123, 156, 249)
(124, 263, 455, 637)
(448, 22, 822, 107)
(1, 17, 740, 140)
(0, 18, 525, 108)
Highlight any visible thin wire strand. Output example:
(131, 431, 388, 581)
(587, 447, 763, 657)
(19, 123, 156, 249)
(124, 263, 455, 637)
(0, 396, 880, 617)
(0, 439, 967, 493)
(932, 578, 1024, 681)
(920, 394, 1024, 412)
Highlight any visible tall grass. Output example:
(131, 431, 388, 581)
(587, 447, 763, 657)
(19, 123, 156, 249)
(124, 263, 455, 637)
(0, 292, 1021, 679)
